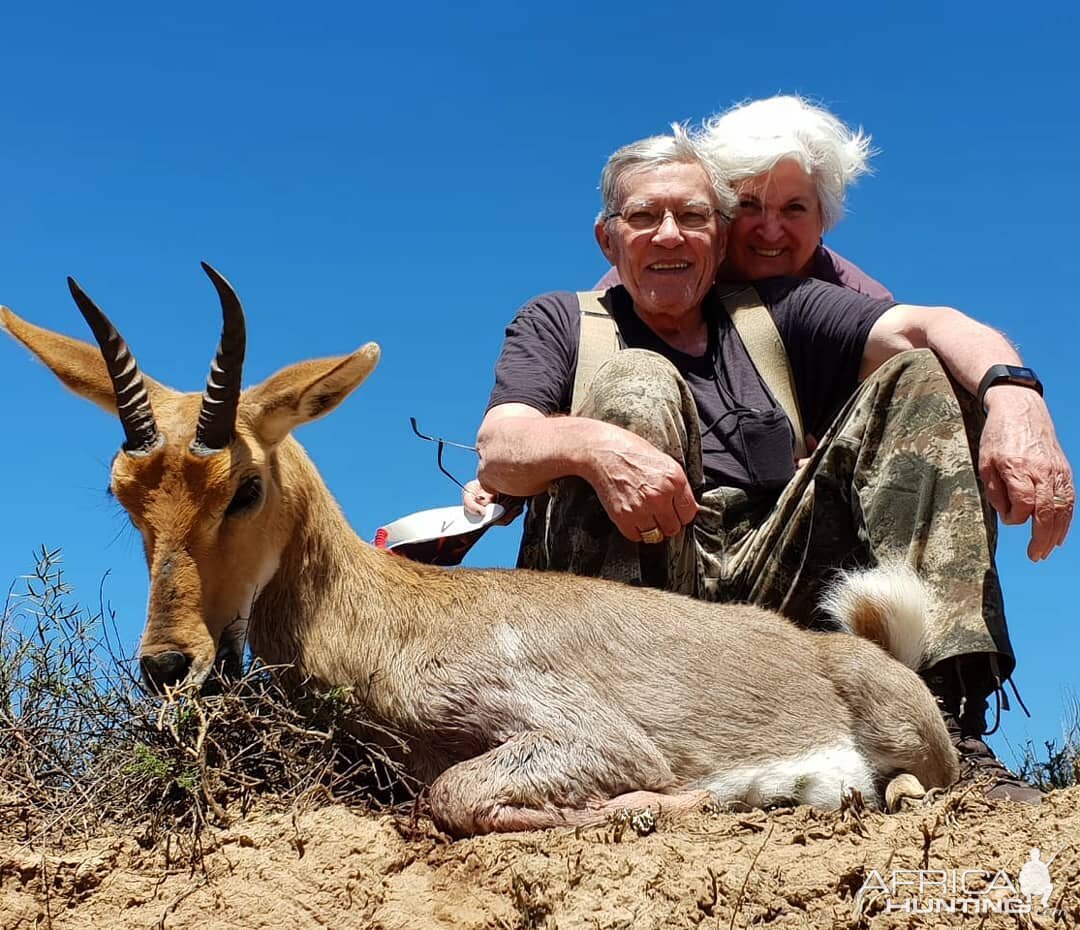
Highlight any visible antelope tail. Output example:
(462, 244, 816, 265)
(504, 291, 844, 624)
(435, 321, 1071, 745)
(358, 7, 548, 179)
(820, 563, 929, 670)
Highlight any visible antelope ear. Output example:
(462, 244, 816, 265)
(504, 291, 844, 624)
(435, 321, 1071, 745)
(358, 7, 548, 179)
(245, 342, 380, 444)
(1, 305, 136, 415)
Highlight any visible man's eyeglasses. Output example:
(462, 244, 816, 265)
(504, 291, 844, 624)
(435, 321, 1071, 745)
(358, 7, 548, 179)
(603, 202, 726, 232)
(409, 417, 476, 490)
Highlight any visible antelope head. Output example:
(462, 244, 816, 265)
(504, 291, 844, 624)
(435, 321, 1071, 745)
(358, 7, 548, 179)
(1, 264, 379, 692)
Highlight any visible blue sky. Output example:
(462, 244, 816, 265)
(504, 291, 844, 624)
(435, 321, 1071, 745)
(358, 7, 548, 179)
(2, 2, 1077, 765)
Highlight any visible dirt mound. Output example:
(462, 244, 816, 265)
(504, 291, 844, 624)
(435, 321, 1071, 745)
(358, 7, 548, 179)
(2, 788, 1078, 929)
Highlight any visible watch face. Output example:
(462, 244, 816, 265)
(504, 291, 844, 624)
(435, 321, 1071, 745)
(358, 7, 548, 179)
(978, 364, 1043, 409)
(1004, 366, 1039, 384)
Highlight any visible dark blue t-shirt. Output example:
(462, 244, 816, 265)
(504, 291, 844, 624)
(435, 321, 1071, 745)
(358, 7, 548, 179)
(486, 279, 895, 492)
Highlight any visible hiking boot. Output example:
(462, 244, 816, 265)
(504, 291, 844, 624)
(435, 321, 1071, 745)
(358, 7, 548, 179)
(951, 734, 1044, 803)
(922, 657, 1044, 804)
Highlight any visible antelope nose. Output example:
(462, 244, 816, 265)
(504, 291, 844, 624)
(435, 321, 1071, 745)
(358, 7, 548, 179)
(140, 651, 192, 692)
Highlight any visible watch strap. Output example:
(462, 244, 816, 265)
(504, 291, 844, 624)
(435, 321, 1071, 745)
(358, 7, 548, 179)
(976, 364, 1043, 411)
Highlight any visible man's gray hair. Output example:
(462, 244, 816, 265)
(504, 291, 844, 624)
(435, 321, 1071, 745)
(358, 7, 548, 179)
(597, 125, 737, 224)
(697, 96, 874, 231)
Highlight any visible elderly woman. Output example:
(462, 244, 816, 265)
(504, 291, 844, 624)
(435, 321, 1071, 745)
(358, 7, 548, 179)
(595, 95, 890, 298)
(470, 128, 1072, 803)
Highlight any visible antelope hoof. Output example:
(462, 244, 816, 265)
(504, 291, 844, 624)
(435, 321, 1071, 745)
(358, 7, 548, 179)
(885, 773, 927, 812)
(608, 807, 657, 836)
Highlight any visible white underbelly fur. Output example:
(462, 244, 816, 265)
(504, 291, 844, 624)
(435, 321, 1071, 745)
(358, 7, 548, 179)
(694, 739, 876, 808)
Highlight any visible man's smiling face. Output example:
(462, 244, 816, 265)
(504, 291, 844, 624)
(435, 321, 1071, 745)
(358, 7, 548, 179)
(595, 161, 725, 329)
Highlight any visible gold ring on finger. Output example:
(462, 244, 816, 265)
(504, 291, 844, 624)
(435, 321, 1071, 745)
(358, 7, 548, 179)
(641, 527, 663, 545)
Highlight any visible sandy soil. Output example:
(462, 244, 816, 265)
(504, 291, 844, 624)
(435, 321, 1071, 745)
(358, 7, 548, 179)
(2, 787, 1078, 930)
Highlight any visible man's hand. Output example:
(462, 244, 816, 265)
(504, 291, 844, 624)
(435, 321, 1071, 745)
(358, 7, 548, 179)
(980, 386, 1074, 561)
(864, 305, 1074, 562)
(462, 480, 523, 525)
(475, 406, 697, 543)
(582, 426, 699, 543)
(463, 479, 496, 515)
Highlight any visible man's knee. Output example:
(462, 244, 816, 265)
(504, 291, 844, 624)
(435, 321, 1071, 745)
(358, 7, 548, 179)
(579, 349, 686, 426)
(867, 347, 953, 395)
(853, 347, 974, 445)
(577, 349, 695, 460)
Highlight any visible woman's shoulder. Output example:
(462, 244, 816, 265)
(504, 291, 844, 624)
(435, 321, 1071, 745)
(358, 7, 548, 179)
(814, 245, 893, 300)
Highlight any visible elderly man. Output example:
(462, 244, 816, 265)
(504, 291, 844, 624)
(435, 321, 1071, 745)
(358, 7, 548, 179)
(472, 130, 1073, 802)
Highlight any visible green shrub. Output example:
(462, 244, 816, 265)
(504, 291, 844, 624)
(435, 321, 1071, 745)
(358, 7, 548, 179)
(0, 546, 413, 854)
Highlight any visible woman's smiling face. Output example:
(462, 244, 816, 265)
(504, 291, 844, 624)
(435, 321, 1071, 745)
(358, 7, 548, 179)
(725, 159, 824, 280)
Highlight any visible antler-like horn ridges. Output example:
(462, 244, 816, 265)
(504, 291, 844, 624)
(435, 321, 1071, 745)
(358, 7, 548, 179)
(67, 277, 159, 452)
(194, 262, 247, 452)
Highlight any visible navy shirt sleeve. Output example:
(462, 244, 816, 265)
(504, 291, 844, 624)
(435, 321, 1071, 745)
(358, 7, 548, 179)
(485, 292, 580, 415)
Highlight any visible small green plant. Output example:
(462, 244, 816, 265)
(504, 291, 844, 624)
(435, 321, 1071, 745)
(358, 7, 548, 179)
(1015, 691, 1080, 791)
(0, 546, 414, 856)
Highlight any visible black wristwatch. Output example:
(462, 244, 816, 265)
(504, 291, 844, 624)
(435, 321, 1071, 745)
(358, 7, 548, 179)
(976, 364, 1043, 411)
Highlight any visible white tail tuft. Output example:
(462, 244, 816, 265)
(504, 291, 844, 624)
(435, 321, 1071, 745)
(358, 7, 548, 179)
(820, 563, 929, 670)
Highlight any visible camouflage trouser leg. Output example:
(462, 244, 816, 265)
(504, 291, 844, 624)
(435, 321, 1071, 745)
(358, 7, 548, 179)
(697, 348, 1013, 680)
(518, 346, 1013, 681)
(516, 349, 705, 594)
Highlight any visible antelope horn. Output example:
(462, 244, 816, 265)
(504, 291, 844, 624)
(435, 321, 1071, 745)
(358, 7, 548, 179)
(193, 262, 247, 452)
(67, 277, 159, 452)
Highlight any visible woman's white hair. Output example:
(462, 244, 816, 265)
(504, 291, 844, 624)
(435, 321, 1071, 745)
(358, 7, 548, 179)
(697, 96, 874, 231)
(597, 125, 737, 224)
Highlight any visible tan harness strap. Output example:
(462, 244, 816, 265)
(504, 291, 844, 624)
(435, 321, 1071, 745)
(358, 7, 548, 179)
(572, 285, 807, 459)
(572, 290, 621, 416)
(718, 285, 807, 458)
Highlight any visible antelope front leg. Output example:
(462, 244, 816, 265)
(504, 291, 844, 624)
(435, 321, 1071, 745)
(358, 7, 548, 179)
(428, 728, 707, 837)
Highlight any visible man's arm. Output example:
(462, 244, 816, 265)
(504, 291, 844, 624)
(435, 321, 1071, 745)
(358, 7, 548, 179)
(475, 402, 698, 541)
(862, 304, 1073, 561)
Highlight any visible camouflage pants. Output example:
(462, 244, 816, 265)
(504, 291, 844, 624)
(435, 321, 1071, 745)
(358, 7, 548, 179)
(517, 347, 1014, 680)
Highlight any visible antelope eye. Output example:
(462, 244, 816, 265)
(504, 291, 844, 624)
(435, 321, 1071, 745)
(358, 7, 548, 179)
(226, 476, 263, 516)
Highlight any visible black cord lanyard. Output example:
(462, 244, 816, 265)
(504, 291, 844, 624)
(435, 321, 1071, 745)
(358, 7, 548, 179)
(701, 313, 760, 438)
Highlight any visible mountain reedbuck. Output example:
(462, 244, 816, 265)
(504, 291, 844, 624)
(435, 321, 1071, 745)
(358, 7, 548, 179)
(1, 265, 958, 836)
